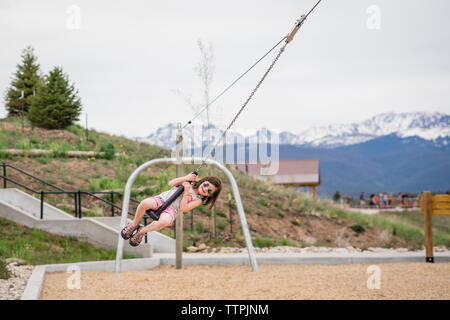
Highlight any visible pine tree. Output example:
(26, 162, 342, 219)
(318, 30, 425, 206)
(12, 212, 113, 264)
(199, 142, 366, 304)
(28, 67, 82, 130)
(4, 46, 42, 116)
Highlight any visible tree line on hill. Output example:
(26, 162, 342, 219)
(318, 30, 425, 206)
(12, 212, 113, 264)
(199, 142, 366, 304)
(3, 46, 82, 130)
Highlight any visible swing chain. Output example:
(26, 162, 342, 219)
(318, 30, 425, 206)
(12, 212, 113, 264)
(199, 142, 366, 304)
(193, 0, 324, 173)
(286, 15, 307, 44)
(195, 42, 288, 173)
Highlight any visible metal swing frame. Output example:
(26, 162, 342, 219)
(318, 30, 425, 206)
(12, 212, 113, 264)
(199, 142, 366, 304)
(114, 157, 259, 273)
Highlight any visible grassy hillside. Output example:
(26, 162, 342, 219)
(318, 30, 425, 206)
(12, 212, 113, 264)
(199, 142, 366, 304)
(1, 116, 448, 256)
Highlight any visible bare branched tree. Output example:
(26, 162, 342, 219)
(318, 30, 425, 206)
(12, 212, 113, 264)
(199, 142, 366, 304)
(172, 38, 217, 153)
(194, 39, 215, 153)
(194, 39, 215, 131)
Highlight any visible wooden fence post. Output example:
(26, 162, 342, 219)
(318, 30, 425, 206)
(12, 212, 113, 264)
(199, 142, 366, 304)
(311, 185, 316, 198)
(422, 191, 434, 263)
(175, 123, 183, 270)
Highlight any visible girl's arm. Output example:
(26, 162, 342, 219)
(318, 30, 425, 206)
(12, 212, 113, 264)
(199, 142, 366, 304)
(168, 173, 197, 188)
(178, 181, 202, 213)
(179, 198, 202, 213)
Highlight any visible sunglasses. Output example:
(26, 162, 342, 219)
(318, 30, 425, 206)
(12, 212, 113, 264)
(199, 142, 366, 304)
(202, 182, 214, 196)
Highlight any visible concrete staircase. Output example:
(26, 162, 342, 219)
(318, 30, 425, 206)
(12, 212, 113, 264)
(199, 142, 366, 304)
(0, 188, 176, 257)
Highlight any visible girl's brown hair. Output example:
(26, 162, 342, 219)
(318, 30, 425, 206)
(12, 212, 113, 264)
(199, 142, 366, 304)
(191, 176, 222, 209)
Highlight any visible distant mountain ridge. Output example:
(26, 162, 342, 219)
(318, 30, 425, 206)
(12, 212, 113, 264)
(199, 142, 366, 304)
(136, 112, 450, 195)
(276, 134, 450, 196)
(137, 112, 449, 149)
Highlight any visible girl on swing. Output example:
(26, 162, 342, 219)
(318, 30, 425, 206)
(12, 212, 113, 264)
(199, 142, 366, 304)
(121, 172, 222, 246)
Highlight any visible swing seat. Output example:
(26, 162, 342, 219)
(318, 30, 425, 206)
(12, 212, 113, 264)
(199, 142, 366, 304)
(145, 209, 161, 221)
(144, 172, 197, 221)
(144, 184, 185, 221)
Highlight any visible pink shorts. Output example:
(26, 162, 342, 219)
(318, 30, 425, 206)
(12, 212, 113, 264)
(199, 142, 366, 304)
(153, 197, 175, 226)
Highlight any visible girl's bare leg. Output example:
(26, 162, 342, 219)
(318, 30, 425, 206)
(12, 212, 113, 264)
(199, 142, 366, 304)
(140, 213, 171, 234)
(132, 198, 158, 227)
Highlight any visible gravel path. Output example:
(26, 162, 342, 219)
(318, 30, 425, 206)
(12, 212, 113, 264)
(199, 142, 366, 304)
(2, 246, 448, 300)
(40, 262, 450, 300)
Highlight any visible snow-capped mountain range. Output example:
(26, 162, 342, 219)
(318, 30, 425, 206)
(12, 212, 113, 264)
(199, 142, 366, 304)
(137, 112, 450, 149)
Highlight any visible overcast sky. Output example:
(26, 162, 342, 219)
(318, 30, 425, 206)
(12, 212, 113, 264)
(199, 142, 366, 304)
(1, 0, 449, 138)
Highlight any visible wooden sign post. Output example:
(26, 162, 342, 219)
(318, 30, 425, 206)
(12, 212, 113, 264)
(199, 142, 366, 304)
(421, 191, 450, 263)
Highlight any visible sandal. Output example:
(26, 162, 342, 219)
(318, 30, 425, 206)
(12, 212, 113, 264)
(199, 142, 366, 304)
(121, 223, 138, 240)
(129, 226, 144, 247)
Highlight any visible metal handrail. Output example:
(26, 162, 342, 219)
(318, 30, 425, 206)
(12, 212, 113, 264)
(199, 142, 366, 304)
(1, 162, 143, 219)
(1, 162, 165, 244)
(78, 190, 137, 217)
(3, 163, 65, 192)
(1, 175, 39, 194)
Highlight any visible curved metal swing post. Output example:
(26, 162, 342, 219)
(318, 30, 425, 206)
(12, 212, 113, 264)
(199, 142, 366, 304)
(114, 157, 259, 273)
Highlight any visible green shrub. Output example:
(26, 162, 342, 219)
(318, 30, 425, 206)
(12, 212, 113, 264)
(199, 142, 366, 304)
(61, 176, 75, 185)
(67, 124, 84, 137)
(0, 130, 10, 149)
(235, 231, 244, 245)
(335, 209, 348, 218)
(214, 237, 225, 247)
(0, 258, 10, 280)
(350, 224, 365, 233)
(298, 239, 307, 248)
(328, 210, 338, 219)
(16, 138, 31, 150)
(75, 139, 92, 151)
(196, 205, 206, 214)
(36, 155, 52, 164)
(190, 234, 202, 242)
(135, 158, 145, 167)
(254, 237, 274, 248)
(156, 173, 169, 193)
(89, 177, 121, 191)
(257, 196, 268, 207)
(11, 239, 34, 261)
(217, 220, 226, 231)
(29, 136, 42, 148)
(99, 142, 115, 160)
(279, 238, 295, 246)
(99, 177, 121, 190)
(182, 239, 189, 252)
(135, 173, 150, 187)
(195, 220, 206, 233)
(49, 141, 71, 157)
(143, 187, 154, 196)
(216, 210, 227, 218)
(258, 198, 271, 207)
(89, 180, 100, 191)
(130, 190, 139, 199)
